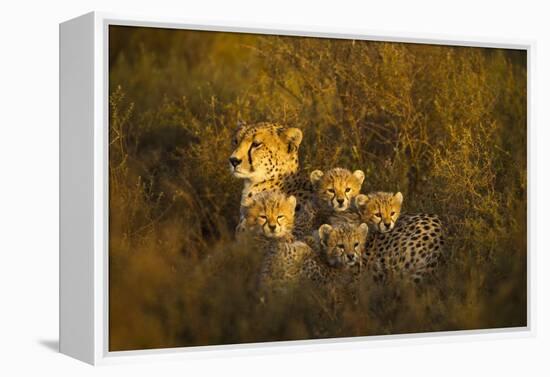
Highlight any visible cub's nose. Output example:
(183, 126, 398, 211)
(269, 224, 277, 232)
(229, 157, 242, 168)
(347, 254, 356, 261)
(337, 198, 345, 206)
(384, 221, 391, 227)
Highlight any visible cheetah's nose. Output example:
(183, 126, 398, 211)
(384, 221, 391, 227)
(229, 157, 242, 167)
(269, 224, 277, 232)
(347, 254, 356, 261)
(337, 198, 345, 206)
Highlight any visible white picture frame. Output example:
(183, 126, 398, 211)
(59, 11, 535, 365)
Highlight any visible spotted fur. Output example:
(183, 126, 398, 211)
(354, 192, 403, 233)
(353, 192, 445, 282)
(237, 190, 296, 239)
(229, 122, 315, 238)
(310, 168, 365, 213)
(301, 222, 369, 287)
(259, 239, 314, 299)
(239, 190, 315, 299)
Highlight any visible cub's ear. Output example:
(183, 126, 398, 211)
(358, 223, 369, 239)
(354, 194, 369, 208)
(287, 195, 297, 211)
(241, 196, 254, 208)
(282, 127, 303, 152)
(393, 192, 403, 205)
(239, 197, 254, 217)
(310, 170, 324, 185)
(352, 170, 365, 185)
(318, 224, 333, 243)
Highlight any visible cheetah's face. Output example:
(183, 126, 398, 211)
(354, 192, 403, 233)
(310, 168, 365, 212)
(317, 223, 368, 268)
(229, 123, 302, 183)
(242, 191, 296, 239)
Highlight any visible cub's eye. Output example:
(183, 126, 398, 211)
(259, 215, 267, 220)
(374, 212, 382, 218)
(251, 141, 263, 148)
(345, 188, 351, 193)
(390, 211, 395, 216)
(232, 138, 238, 146)
(327, 189, 335, 194)
(354, 242, 359, 248)
(277, 215, 285, 220)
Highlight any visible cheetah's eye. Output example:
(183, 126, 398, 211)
(337, 244, 345, 249)
(374, 212, 381, 218)
(354, 242, 359, 248)
(259, 215, 267, 220)
(345, 188, 351, 193)
(251, 141, 263, 148)
(390, 211, 395, 216)
(328, 189, 335, 194)
(277, 215, 285, 220)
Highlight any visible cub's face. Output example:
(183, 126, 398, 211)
(242, 191, 296, 239)
(229, 123, 303, 183)
(317, 223, 368, 268)
(310, 168, 365, 212)
(354, 192, 403, 233)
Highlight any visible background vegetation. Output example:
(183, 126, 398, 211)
(108, 26, 527, 351)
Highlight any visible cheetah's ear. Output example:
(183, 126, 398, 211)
(241, 196, 254, 208)
(393, 192, 403, 205)
(318, 224, 333, 244)
(358, 223, 369, 239)
(282, 127, 303, 152)
(354, 194, 369, 208)
(352, 170, 365, 185)
(234, 120, 248, 142)
(310, 170, 324, 186)
(287, 195, 297, 211)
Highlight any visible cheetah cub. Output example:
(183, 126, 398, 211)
(302, 222, 369, 286)
(354, 191, 403, 233)
(239, 191, 314, 298)
(354, 192, 445, 283)
(239, 190, 296, 240)
(309, 168, 365, 228)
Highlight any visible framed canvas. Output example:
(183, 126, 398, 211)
(59, 11, 534, 365)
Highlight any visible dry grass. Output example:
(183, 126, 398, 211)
(108, 26, 527, 351)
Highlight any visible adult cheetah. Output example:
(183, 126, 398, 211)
(229, 122, 315, 238)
